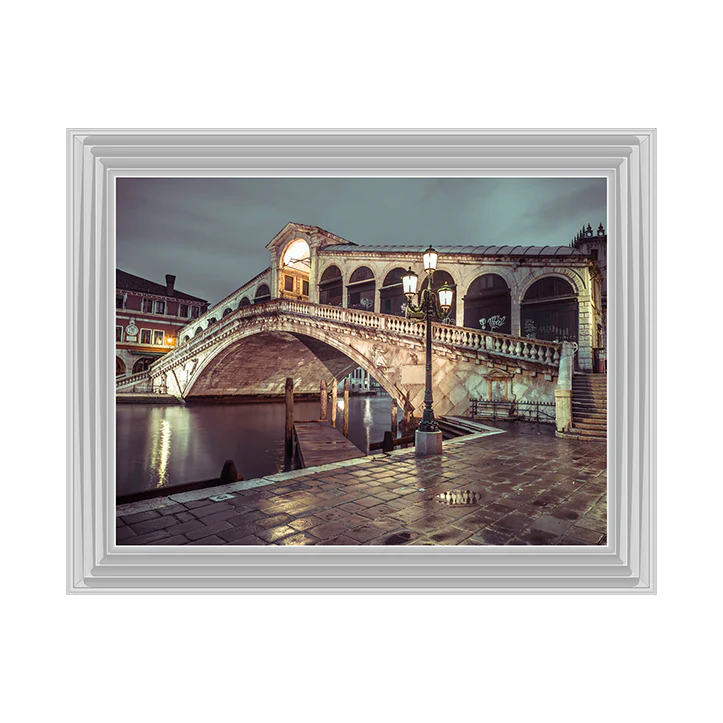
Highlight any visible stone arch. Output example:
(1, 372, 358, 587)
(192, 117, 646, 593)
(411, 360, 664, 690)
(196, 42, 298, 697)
(240, 296, 251, 307)
(520, 275, 579, 343)
(346, 265, 376, 311)
(116, 356, 126, 377)
(464, 273, 512, 332)
(516, 269, 586, 304)
(222, 307, 234, 317)
(182, 334, 190, 344)
(379, 266, 409, 317)
(181, 320, 403, 404)
(194, 326, 203, 336)
(253, 283, 271, 304)
(318, 264, 343, 307)
(132, 356, 155, 374)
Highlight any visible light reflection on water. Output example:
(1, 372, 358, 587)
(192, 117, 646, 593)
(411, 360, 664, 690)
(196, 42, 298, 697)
(116, 395, 402, 497)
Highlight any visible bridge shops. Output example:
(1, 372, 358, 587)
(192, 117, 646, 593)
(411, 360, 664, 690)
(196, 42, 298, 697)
(184, 222, 605, 372)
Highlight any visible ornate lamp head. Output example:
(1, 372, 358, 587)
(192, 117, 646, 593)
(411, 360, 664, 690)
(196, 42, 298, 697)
(437, 282, 453, 313)
(402, 267, 419, 298)
(423, 245, 438, 273)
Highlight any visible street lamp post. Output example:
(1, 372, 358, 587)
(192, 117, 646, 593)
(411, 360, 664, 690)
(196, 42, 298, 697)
(402, 246, 454, 456)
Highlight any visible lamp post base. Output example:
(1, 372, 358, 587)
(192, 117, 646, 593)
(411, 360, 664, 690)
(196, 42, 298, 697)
(414, 430, 443, 456)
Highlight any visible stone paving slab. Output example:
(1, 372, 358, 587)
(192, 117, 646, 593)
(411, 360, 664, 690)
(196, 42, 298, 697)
(116, 422, 607, 547)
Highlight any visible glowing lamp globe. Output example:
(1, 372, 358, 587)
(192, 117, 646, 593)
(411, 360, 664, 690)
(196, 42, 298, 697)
(423, 245, 439, 272)
(402, 267, 419, 297)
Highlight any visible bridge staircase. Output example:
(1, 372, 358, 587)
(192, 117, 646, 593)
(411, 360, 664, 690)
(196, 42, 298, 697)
(560, 373, 607, 442)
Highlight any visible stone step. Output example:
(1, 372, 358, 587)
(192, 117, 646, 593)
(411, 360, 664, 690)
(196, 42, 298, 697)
(573, 413, 607, 422)
(573, 422, 608, 432)
(570, 426, 607, 437)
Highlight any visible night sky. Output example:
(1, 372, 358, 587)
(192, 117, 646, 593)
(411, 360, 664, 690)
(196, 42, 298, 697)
(116, 177, 606, 305)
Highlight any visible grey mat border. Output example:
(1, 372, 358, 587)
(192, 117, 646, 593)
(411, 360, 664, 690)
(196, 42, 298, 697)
(67, 129, 655, 593)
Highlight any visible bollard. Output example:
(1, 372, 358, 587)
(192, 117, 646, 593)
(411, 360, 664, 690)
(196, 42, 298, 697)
(285, 377, 294, 457)
(331, 378, 338, 428)
(320, 379, 328, 421)
(343, 378, 349, 437)
(382, 431, 394, 453)
(220, 460, 240, 484)
(391, 398, 398, 439)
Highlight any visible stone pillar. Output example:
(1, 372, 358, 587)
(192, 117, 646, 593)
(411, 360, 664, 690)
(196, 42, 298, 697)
(554, 341, 574, 433)
(285, 377, 294, 457)
(343, 379, 349, 437)
(455, 293, 465, 327)
(331, 378, 338, 428)
(576, 291, 594, 372)
(511, 296, 522, 337)
(320, 379, 327, 421)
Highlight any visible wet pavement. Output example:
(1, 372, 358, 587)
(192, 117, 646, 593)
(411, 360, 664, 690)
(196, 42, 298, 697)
(116, 422, 607, 546)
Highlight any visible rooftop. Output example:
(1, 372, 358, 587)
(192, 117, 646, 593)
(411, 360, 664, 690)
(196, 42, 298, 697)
(323, 244, 585, 257)
(116, 269, 208, 303)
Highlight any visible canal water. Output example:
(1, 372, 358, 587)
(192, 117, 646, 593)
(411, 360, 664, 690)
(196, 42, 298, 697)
(116, 395, 401, 496)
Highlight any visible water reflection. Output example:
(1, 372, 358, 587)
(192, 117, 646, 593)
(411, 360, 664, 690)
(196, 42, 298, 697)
(149, 418, 171, 488)
(117, 395, 400, 497)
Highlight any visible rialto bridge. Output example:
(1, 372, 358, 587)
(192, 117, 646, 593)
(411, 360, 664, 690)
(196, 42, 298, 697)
(117, 222, 603, 424)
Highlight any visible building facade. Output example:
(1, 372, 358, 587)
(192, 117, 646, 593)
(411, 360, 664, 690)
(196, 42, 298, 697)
(179, 222, 605, 372)
(116, 270, 209, 378)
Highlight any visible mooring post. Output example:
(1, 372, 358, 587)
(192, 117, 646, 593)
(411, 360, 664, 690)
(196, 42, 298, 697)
(331, 378, 338, 428)
(285, 377, 294, 458)
(343, 378, 350, 437)
(320, 379, 328, 421)
(391, 397, 398, 438)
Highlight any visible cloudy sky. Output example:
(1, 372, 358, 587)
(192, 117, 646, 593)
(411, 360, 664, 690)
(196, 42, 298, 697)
(116, 177, 606, 304)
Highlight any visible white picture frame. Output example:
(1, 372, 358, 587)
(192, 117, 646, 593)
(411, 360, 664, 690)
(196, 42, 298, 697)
(67, 128, 655, 593)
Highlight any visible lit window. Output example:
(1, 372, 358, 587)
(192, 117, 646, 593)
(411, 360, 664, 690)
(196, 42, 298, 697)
(153, 330, 164, 345)
(191, 306, 200, 318)
(140, 329, 152, 344)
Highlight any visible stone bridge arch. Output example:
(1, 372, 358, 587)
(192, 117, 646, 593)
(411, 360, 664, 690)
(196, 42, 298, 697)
(172, 320, 410, 409)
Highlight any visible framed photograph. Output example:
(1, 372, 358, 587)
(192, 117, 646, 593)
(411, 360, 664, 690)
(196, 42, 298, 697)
(67, 128, 655, 593)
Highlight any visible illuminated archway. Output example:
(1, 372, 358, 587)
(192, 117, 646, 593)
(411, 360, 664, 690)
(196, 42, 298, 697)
(281, 238, 310, 301)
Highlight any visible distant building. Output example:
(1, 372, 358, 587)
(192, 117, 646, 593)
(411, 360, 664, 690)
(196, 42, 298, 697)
(116, 270, 209, 378)
(571, 223, 607, 360)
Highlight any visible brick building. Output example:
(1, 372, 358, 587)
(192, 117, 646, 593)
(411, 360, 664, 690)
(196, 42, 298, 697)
(116, 270, 209, 378)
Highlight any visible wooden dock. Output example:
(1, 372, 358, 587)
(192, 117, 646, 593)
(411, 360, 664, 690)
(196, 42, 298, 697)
(293, 421, 366, 469)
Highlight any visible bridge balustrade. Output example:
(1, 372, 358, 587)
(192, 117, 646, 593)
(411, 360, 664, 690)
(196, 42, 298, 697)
(164, 298, 561, 375)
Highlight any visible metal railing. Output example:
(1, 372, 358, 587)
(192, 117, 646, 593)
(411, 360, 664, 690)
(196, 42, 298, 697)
(470, 398, 556, 423)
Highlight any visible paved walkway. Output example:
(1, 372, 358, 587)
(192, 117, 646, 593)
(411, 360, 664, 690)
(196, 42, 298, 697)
(116, 422, 607, 546)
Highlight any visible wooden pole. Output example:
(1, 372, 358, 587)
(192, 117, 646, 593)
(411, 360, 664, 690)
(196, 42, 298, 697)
(331, 378, 338, 428)
(343, 378, 349, 437)
(320, 379, 327, 421)
(285, 377, 294, 458)
(391, 397, 398, 438)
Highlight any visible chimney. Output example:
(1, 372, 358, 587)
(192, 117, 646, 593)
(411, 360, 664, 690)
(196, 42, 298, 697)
(165, 274, 176, 296)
